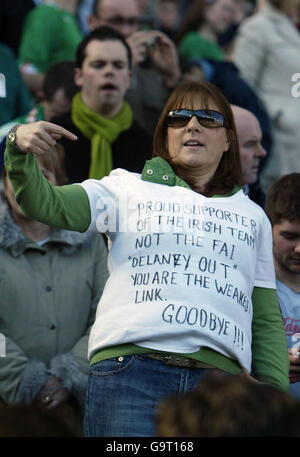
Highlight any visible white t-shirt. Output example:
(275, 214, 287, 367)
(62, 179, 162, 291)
(80, 169, 276, 372)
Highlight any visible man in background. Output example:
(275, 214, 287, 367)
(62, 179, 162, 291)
(88, 0, 181, 135)
(232, 105, 267, 208)
(0, 60, 78, 144)
(265, 173, 300, 399)
(0, 61, 79, 175)
(52, 26, 152, 183)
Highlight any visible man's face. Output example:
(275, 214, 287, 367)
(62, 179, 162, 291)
(75, 39, 131, 116)
(273, 220, 300, 275)
(236, 111, 266, 185)
(90, 0, 140, 38)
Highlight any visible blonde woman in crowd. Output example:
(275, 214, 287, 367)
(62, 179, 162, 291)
(232, 0, 300, 192)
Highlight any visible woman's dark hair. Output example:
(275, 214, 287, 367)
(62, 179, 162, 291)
(75, 25, 132, 70)
(152, 80, 242, 196)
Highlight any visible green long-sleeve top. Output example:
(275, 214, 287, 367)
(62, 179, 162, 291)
(4, 139, 290, 391)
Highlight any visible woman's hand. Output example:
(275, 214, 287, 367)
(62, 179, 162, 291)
(14, 121, 77, 155)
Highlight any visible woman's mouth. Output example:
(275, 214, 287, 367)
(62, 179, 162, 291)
(184, 140, 204, 147)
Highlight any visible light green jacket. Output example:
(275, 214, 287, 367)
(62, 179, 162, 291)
(0, 195, 109, 405)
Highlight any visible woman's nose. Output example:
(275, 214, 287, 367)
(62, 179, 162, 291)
(186, 115, 202, 131)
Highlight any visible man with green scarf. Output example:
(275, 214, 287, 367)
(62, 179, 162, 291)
(51, 26, 152, 183)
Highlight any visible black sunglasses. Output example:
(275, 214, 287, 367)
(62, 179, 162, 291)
(167, 109, 228, 129)
(107, 15, 140, 27)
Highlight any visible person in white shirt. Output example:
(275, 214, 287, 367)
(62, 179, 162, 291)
(232, 0, 300, 192)
(4, 80, 289, 437)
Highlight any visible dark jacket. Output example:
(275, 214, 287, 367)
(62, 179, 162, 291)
(51, 111, 153, 183)
(208, 59, 273, 170)
(248, 181, 266, 209)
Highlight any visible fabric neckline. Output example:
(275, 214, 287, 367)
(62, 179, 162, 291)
(141, 156, 242, 198)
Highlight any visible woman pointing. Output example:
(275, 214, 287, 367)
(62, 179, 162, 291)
(4, 81, 289, 437)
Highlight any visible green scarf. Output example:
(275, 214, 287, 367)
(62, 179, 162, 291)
(71, 92, 133, 179)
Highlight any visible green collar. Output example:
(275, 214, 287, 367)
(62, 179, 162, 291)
(141, 157, 241, 197)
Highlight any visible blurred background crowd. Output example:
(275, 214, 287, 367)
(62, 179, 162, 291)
(2, 0, 300, 194)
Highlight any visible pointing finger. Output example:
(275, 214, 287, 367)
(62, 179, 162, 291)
(42, 122, 78, 141)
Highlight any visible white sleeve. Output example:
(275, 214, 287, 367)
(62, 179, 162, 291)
(254, 213, 276, 289)
(232, 17, 269, 90)
(79, 175, 120, 234)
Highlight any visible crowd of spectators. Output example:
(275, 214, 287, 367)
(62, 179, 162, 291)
(1, 0, 300, 438)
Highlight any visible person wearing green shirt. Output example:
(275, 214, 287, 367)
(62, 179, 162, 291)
(0, 60, 78, 144)
(176, 0, 236, 61)
(0, 43, 32, 126)
(4, 80, 290, 437)
(18, 0, 83, 97)
(0, 60, 78, 176)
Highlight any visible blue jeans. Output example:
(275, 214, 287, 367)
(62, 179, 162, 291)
(84, 354, 211, 437)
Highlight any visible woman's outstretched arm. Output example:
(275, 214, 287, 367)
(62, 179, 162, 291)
(5, 121, 91, 232)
